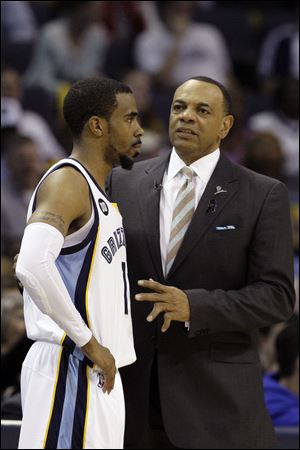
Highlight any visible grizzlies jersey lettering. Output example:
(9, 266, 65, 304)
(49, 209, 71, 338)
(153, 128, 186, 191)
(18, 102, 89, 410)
(23, 158, 136, 369)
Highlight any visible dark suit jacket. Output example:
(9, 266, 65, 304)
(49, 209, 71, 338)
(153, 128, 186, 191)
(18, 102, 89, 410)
(108, 152, 295, 449)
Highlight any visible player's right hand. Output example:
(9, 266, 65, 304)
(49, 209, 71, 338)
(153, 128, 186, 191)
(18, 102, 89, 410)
(81, 336, 116, 394)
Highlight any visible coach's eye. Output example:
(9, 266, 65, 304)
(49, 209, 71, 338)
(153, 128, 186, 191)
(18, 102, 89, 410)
(173, 104, 184, 111)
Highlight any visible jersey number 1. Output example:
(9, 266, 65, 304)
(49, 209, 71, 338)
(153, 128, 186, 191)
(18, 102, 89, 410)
(121, 262, 129, 315)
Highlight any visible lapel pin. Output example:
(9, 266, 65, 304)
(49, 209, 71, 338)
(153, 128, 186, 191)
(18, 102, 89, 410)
(206, 199, 217, 213)
(214, 185, 227, 195)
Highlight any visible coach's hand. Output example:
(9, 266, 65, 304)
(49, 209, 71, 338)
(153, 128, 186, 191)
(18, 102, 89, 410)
(135, 279, 190, 332)
(81, 336, 116, 394)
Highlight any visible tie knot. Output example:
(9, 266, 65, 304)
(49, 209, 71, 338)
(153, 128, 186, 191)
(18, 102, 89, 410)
(181, 166, 194, 181)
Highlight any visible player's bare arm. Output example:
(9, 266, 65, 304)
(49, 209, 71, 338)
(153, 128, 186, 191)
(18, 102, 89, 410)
(27, 166, 92, 236)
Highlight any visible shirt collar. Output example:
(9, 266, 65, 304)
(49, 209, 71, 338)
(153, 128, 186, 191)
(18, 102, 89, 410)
(166, 147, 220, 183)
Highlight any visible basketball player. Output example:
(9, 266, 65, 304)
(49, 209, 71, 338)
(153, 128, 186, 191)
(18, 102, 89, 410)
(15, 77, 144, 449)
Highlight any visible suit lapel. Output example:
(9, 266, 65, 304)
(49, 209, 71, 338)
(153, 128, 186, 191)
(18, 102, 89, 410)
(166, 154, 239, 279)
(137, 154, 171, 281)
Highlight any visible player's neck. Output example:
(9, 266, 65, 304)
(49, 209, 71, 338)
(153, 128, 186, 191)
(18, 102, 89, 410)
(71, 146, 112, 191)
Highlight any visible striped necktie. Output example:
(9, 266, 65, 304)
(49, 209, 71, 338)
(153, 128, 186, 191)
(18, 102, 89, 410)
(165, 166, 195, 275)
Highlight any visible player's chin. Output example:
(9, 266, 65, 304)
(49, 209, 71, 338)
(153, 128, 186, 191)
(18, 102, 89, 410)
(131, 143, 142, 157)
(119, 154, 135, 170)
(116, 144, 142, 169)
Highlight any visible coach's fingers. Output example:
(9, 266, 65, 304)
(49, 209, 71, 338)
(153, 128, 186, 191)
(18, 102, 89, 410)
(138, 279, 169, 293)
(161, 312, 173, 333)
(146, 302, 165, 322)
(135, 292, 162, 302)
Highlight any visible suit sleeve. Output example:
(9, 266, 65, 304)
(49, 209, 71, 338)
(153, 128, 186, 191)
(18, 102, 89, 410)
(187, 182, 295, 337)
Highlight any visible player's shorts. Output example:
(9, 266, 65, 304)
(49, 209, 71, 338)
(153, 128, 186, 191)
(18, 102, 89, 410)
(18, 341, 125, 449)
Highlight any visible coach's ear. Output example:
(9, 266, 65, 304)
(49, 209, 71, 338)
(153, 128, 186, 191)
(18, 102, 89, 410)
(88, 116, 107, 138)
(219, 114, 234, 140)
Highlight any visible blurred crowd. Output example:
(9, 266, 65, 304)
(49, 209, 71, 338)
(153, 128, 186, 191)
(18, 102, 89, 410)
(1, 0, 299, 427)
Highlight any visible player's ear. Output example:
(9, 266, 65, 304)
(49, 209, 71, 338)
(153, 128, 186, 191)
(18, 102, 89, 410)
(88, 116, 107, 137)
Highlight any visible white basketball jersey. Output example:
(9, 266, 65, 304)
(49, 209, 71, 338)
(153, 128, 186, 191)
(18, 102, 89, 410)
(23, 158, 136, 369)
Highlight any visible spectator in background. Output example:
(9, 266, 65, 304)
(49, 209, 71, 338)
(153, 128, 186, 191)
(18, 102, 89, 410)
(243, 132, 285, 181)
(1, 0, 36, 44)
(133, 1, 234, 127)
(102, 0, 145, 40)
(257, 17, 299, 96)
(134, 1, 233, 89)
(1, 0, 37, 74)
(219, 82, 252, 165)
(102, 1, 146, 79)
(247, 76, 299, 193)
(24, 1, 109, 97)
(1, 68, 65, 162)
(1, 288, 25, 356)
(258, 323, 287, 374)
(263, 315, 299, 427)
(1, 134, 42, 259)
(1, 288, 32, 420)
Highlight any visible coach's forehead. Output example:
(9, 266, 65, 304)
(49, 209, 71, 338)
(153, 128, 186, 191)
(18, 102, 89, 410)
(174, 80, 223, 107)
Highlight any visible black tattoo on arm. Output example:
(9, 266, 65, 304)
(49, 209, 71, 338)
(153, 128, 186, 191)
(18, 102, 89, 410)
(31, 211, 67, 235)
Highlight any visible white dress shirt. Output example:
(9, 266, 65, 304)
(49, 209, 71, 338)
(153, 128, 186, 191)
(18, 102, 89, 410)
(160, 147, 220, 277)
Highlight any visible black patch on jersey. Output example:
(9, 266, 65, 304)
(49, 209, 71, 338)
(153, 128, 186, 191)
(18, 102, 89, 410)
(98, 198, 109, 216)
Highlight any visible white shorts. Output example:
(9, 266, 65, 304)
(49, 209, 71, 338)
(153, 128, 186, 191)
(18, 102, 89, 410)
(18, 341, 125, 449)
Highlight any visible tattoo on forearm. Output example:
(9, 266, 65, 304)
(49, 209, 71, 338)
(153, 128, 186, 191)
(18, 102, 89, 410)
(33, 211, 66, 234)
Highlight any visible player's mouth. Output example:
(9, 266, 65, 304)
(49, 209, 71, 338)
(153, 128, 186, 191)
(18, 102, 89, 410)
(131, 140, 142, 154)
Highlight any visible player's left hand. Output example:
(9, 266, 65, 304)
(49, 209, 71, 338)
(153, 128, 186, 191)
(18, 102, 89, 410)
(135, 279, 190, 332)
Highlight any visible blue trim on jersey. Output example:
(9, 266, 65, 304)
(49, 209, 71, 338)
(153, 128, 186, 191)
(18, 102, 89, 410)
(44, 350, 90, 449)
(73, 235, 97, 326)
(57, 357, 80, 449)
(71, 360, 88, 448)
(62, 335, 76, 354)
(62, 335, 93, 368)
(56, 245, 90, 301)
(60, 196, 99, 255)
(44, 350, 70, 449)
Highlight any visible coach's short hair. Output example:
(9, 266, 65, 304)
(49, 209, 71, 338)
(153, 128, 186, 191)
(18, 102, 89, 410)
(188, 76, 232, 115)
(63, 77, 132, 140)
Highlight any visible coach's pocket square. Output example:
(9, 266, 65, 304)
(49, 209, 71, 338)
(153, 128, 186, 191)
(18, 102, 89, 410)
(215, 225, 236, 231)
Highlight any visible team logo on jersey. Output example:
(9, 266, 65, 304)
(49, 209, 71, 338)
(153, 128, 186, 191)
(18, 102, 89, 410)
(98, 199, 109, 216)
(101, 227, 126, 263)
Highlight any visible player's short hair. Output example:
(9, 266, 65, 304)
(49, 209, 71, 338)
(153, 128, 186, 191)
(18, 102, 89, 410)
(188, 76, 232, 115)
(63, 77, 132, 140)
